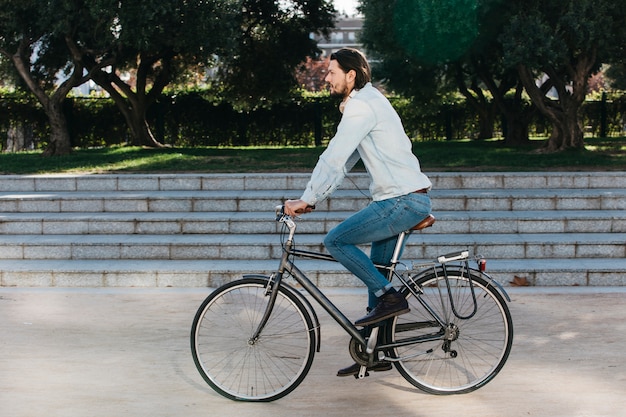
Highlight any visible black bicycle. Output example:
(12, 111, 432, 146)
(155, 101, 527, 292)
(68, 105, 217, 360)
(191, 207, 513, 401)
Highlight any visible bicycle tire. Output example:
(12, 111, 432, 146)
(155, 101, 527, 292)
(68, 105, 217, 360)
(191, 278, 316, 402)
(392, 267, 513, 395)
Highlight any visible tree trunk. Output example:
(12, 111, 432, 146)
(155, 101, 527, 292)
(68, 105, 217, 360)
(502, 111, 531, 146)
(90, 71, 164, 148)
(9, 43, 74, 156)
(476, 105, 495, 140)
(454, 63, 495, 140)
(42, 100, 73, 156)
(517, 64, 588, 152)
(542, 110, 584, 152)
(472, 63, 531, 146)
(127, 103, 163, 148)
(5, 121, 34, 152)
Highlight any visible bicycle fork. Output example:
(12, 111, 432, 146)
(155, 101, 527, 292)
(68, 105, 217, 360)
(248, 271, 283, 345)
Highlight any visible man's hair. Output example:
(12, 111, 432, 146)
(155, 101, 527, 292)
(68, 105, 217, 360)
(330, 48, 371, 90)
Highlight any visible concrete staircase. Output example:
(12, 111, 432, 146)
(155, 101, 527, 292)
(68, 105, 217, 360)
(0, 172, 625, 288)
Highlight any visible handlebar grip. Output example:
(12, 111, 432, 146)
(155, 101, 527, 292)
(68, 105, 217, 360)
(295, 205, 315, 214)
(275, 204, 316, 217)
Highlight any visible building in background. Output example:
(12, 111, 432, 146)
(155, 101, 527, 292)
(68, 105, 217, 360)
(298, 17, 366, 91)
(314, 17, 363, 57)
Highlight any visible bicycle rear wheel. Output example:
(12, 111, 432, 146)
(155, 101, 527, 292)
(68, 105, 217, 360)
(191, 278, 316, 402)
(392, 267, 513, 394)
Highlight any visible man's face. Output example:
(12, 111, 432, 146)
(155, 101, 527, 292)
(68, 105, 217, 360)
(325, 59, 354, 99)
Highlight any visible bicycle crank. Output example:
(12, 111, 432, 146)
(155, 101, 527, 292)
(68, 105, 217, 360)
(348, 335, 372, 367)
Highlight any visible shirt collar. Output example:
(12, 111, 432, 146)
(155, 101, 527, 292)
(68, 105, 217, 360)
(339, 88, 359, 113)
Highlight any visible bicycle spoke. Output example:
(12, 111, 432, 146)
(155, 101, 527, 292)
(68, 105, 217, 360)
(393, 269, 513, 394)
(191, 279, 315, 401)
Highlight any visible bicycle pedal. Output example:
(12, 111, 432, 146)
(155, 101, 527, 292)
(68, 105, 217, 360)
(354, 370, 369, 379)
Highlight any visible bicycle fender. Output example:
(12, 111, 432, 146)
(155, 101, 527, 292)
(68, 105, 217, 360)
(470, 269, 511, 303)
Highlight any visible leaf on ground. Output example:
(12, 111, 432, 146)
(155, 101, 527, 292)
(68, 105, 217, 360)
(510, 275, 530, 286)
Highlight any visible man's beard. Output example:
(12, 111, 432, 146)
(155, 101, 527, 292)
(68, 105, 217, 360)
(329, 85, 349, 99)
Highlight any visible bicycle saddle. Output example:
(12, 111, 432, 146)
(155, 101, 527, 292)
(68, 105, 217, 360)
(410, 214, 436, 231)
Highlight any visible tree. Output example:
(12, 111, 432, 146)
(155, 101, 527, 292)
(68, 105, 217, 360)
(390, 0, 481, 66)
(218, 0, 335, 108)
(452, 61, 498, 140)
(77, 0, 240, 148)
(295, 56, 330, 92)
(2, 0, 335, 152)
(605, 64, 626, 91)
(359, 0, 453, 103)
(501, 0, 626, 151)
(360, 0, 530, 143)
(0, 0, 108, 155)
(452, 0, 542, 145)
(78, 0, 334, 146)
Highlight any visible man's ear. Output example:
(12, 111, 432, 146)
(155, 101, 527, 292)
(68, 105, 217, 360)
(346, 69, 357, 83)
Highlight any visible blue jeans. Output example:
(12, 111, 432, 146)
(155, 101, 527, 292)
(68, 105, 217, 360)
(324, 192, 432, 309)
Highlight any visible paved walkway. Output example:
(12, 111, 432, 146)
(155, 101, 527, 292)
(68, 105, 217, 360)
(1, 287, 625, 417)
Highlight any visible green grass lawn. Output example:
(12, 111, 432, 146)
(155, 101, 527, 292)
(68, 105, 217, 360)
(1, 137, 625, 174)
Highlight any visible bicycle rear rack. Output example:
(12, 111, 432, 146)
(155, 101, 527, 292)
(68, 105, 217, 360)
(399, 251, 479, 321)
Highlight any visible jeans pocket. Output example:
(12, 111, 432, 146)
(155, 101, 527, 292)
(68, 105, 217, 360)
(388, 194, 431, 235)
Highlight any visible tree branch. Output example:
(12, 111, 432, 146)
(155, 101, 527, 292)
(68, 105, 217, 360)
(517, 63, 559, 122)
(11, 39, 50, 108)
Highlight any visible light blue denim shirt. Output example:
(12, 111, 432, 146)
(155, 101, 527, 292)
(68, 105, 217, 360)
(300, 83, 432, 206)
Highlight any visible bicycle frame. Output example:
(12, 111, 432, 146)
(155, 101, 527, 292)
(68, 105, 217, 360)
(249, 243, 364, 346)
(250, 210, 464, 354)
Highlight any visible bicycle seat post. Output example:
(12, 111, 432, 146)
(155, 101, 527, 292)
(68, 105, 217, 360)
(389, 214, 435, 265)
(389, 231, 410, 265)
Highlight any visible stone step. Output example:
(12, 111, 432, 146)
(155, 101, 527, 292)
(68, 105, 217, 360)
(1, 188, 625, 213)
(0, 233, 624, 260)
(1, 172, 625, 192)
(1, 172, 624, 288)
(0, 210, 624, 235)
(1, 258, 625, 287)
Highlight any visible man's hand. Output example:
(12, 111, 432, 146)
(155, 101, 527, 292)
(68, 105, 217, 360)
(284, 199, 314, 216)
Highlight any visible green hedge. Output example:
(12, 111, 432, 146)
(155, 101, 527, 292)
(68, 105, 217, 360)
(1, 90, 624, 151)
(153, 92, 342, 147)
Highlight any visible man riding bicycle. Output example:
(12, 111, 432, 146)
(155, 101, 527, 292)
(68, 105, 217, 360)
(284, 48, 432, 376)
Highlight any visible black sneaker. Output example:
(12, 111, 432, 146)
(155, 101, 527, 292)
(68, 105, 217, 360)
(336, 361, 392, 377)
(354, 292, 409, 327)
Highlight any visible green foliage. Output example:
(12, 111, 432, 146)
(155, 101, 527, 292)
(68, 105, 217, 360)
(218, 0, 335, 108)
(0, 90, 48, 150)
(110, 0, 240, 67)
(392, 0, 480, 64)
(66, 98, 130, 148)
(155, 92, 342, 147)
(3, 88, 624, 151)
(0, 0, 122, 154)
(359, 0, 508, 104)
(606, 64, 626, 91)
(359, 0, 448, 101)
(580, 94, 626, 138)
(68, 0, 244, 147)
(497, 0, 626, 150)
(501, 0, 626, 74)
(0, 0, 102, 89)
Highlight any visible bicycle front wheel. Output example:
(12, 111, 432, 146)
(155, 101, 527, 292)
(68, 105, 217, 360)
(392, 267, 513, 394)
(191, 278, 316, 402)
